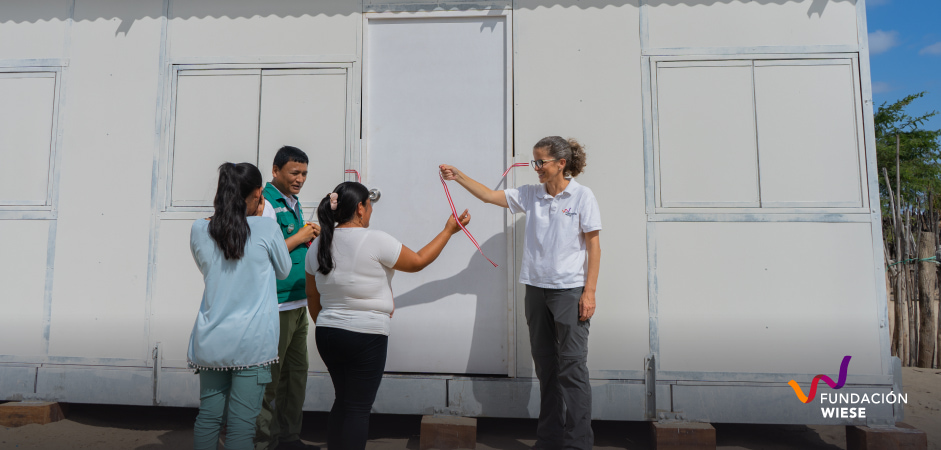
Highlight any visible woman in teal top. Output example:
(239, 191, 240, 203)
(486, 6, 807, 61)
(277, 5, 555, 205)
(188, 162, 292, 450)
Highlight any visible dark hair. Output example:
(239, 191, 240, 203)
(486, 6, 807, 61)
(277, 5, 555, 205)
(272, 145, 309, 169)
(534, 136, 587, 177)
(316, 182, 370, 275)
(208, 162, 263, 260)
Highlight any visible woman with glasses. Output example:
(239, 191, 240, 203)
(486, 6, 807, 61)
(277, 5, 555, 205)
(439, 136, 601, 450)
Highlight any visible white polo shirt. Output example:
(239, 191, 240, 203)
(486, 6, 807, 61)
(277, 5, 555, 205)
(505, 178, 602, 289)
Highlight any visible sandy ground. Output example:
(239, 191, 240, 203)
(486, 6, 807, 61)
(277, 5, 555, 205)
(2, 368, 938, 450)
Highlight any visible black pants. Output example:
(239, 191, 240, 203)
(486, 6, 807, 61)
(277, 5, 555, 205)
(525, 285, 593, 450)
(315, 326, 388, 450)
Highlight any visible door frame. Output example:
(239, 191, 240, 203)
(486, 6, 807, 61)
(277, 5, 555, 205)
(362, 8, 517, 376)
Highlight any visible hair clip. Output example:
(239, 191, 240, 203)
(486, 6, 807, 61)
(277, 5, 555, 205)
(329, 193, 338, 210)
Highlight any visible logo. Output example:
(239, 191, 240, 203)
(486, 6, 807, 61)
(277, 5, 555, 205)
(788, 355, 851, 403)
(562, 208, 577, 217)
(786, 355, 907, 419)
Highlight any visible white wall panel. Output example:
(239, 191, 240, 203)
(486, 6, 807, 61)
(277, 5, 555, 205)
(655, 63, 759, 207)
(647, 0, 859, 50)
(656, 222, 882, 375)
(171, 71, 260, 206)
(367, 16, 509, 374)
(0, 74, 57, 205)
(514, 1, 647, 374)
(0, 2, 70, 59)
(169, 0, 359, 58)
(258, 70, 348, 211)
(150, 220, 203, 364)
(0, 221, 50, 357)
(48, 1, 164, 359)
(754, 61, 863, 207)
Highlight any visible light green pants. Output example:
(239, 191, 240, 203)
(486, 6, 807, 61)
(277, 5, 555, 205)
(195, 365, 272, 450)
(255, 307, 309, 449)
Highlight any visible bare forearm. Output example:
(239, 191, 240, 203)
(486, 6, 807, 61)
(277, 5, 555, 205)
(456, 174, 491, 202)
(285, 233, 306, 251)
(415, 230, 453, 270)
(585, 239, 600, 293)
(456, 173, 507, 207)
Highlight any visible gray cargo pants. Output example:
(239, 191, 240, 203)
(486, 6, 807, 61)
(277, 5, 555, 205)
(524, 285, 593, 450)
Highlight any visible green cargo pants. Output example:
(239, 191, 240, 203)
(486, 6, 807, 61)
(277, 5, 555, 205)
(255, 307, 309, 450)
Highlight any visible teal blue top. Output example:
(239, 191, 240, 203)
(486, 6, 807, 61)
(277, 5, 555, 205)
(187, 217, 291, 370)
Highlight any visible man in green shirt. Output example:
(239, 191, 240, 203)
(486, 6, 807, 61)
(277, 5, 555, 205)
(255, 146, 320, 450)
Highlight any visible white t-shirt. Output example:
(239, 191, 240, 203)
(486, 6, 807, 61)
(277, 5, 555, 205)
(305, 228, 403, 336)
(504, 178, 602, 289)
(262, 196, 308, 312)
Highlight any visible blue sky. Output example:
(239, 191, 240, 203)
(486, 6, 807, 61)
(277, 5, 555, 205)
(866, 0, 941, 131)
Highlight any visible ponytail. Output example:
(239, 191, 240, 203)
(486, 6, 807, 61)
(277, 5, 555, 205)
(566, 138, 587, 177)
(208, 162, 263, 260)
(316, 181, 370, 275)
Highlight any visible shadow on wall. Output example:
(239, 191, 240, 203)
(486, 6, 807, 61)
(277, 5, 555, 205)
(0, 0, 854, 25)
(392, 232, 507, 375)
(393, 228, 539, 420)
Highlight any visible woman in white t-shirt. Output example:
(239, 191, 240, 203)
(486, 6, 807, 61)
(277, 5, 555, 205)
(440, 136, 601, 450)
(304, 181, 469, 450)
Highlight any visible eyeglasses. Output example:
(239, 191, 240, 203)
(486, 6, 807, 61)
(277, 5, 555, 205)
(531, 159, 559, 169)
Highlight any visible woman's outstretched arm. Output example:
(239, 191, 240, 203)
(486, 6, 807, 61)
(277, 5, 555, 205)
(439, 165, 509, 208)
(393, 210, 471, 273)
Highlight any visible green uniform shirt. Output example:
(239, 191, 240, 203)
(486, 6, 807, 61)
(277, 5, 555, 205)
(263, 182, 308, 304)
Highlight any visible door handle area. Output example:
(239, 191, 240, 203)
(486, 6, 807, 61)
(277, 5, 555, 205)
(369, 188, 381, 203)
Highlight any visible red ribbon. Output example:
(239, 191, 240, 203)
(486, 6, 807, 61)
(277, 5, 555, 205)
(502, 162, 529, 178)
(439, 163, 529, 268)
(440, 174, 497, 267)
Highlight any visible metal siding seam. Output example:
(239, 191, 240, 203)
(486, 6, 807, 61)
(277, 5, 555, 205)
(647, 213, 872, 223)
(40, 221, 57, 356)
(646, 221, 659, 363)
(855, 0, 892, 377)
(752, 61, 763, 207)
(642, 44, 861, 56)
(0, 59, 69, 68)
(507, 3, 517, 378)
(639, 0, 659, 365)
(144, 0, 172, 366)
(640, 58, 655, 214)
(40, 0, 76, 356)
(639, 0, 648, 52)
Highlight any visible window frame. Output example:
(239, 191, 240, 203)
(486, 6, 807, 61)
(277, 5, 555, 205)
(647, 53, 870, 217)
(160, 61, 357, 214)
(0, 65, 64, 216)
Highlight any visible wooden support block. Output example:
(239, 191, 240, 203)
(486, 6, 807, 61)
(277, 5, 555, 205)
(846, 422, 927, 450)
(0, 401, 66, 427)
(420, 415, 476, 450)
(651, 421, 716, 450)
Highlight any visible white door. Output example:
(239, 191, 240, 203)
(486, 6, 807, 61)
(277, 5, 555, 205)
(365, 14, 510, 374)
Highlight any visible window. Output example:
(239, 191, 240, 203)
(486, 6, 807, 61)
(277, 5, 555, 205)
(0, 69, 60, 208)
(166, 65, 351, 210)
(651, 57, 866, 211)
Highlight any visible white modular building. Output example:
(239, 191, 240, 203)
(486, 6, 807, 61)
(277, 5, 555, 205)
(0, 0, 899, 425)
